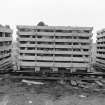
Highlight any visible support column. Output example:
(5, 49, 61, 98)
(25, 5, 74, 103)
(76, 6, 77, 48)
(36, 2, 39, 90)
(35, 67, 40, 72)
(71, 68, 76, 72)
(17, 65, 20, 70)
(3, 32, 5, 37)
(87, 67, 91, 72)
(52, 67, 58, 72)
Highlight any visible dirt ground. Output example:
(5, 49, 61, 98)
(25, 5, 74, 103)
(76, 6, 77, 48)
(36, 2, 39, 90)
(0, 79, 105, 105)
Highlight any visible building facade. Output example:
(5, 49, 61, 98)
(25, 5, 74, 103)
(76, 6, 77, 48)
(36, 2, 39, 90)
(96, 29, 105, 71)
(0, 25, 13, 71)
(17, 23, 93, 72)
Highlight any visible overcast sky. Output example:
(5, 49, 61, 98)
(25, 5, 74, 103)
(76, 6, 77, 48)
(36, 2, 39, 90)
(0, 0, 105, 42)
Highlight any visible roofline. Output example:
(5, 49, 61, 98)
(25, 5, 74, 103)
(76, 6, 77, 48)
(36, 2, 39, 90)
(16, 25, 93, 30)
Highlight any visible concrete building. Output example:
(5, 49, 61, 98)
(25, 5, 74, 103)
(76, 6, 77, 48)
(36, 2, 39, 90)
(96, 29, 105, 71)
(16, 22, 93, 72)
(0, 25, 13, 71)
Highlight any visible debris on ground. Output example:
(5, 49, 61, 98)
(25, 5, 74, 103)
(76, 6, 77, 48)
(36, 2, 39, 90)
(22, 79, 44, 85)
(0, 78, 105, 105)
(78, 94, 87, 98)
(95, 80, 103, 86)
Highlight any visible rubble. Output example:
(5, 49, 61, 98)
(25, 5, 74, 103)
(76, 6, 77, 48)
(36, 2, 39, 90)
(22, 79, 44, 85)
(78, 94, 87, 98)
(0, 78, 105, 105)
(95, 80, 103, 86)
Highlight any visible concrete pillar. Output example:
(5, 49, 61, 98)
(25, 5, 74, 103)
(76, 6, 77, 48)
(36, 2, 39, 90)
(17, 65, 20, 70)
(35, 67, 40, 72)
(71, 68, 76, 72)
(3, 32, 5, 37)
(52, 67, 58, 72)
(87, 67, 91, 72)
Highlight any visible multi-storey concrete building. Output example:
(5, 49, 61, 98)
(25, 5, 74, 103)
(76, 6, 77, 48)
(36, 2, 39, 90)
(96, 29, 105, 71)
(0, 25, 12, 71)
(17, 23, 93, 72)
